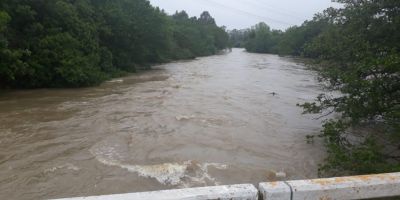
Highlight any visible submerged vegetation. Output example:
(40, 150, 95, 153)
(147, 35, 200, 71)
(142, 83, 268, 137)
(0, 0, 229, 88)
(230, 0, 400, 175)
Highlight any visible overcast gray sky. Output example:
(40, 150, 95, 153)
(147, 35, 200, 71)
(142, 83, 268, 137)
(148, 0, 341, 30)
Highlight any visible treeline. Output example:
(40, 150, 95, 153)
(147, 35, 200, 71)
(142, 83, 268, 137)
(0, 0, 229, 88)
(228, 19, 328, 56)
(231, 0, 400, 175)
(229, 23, 282, 54)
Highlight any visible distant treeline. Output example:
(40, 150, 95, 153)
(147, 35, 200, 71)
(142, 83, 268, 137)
(0, 0, 229, 88)
(228, 19, 328, 56)
(231, 0, 400, 176)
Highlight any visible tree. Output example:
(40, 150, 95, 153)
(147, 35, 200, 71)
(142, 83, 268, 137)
(199, 11, 215, 25)
(0, 11, 9, 47)
(245, 22, 277, 53)
(0, 1, 230, 88)
(298, 0, 400, 175)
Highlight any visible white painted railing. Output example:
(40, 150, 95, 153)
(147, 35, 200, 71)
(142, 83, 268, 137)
(54, 184, 258, 200)
(54, 173, 400, 200)
(259, 172, 400, 200)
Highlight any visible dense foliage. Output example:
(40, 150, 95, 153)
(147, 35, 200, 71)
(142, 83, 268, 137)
(228, 29, 248, 48)
(301, 0, 400, 176)
(0, 0, 229, 88)
(232, 0, 400, 175)
(243, 22, 282, 54)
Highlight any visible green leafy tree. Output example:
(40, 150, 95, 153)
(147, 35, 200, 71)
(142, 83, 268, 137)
(245, 22, 277, 53)
(299, 0, 400, 175)
(0, 1, 229, 88)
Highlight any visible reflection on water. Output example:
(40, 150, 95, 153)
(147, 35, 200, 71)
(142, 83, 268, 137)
(0, 49, 325, 199)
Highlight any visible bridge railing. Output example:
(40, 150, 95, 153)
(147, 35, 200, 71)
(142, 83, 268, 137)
(260, 172, 400, 200)
(55, 172, 400, 200)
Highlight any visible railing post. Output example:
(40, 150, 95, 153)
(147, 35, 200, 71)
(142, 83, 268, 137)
(259, 182, 291, 200)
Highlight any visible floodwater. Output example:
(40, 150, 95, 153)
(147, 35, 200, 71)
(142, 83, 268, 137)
(0, 49, 326, 199)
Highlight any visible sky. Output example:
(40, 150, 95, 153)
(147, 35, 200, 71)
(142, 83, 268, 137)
(148, 0, 341, 30)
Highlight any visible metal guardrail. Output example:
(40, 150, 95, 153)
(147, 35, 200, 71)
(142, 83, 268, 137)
(54, 173, 400, 200)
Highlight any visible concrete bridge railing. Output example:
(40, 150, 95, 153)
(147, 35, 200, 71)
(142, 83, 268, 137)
(260, 172, 400, 200)
(55, 172, 400, 200)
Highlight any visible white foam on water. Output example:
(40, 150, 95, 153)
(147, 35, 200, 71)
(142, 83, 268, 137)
(44, 163, 80, 173)
(182, 162, 228, 188)
(121, 162, 190, 185)
(90, 146, 228, 186)
(107, 79, 124, 83)
(175, 115, 196, 121)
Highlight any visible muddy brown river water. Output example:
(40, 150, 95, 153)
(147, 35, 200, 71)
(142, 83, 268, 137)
(0, 49, 326, 199)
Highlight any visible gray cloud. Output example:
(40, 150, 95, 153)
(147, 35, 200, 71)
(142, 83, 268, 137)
(148, 0, 341, 30)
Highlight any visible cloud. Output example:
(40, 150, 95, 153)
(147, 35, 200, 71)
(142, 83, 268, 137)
(149, 0, 341, 30)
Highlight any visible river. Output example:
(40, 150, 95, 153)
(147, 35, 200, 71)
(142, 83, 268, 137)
(0, 49, 326, 199)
